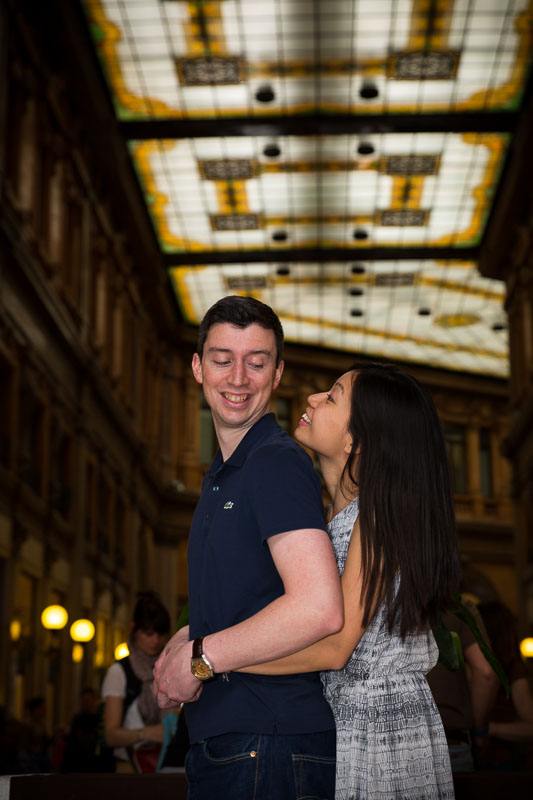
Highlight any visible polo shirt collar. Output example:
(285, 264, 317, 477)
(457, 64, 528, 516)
(207, 412, 278, 474)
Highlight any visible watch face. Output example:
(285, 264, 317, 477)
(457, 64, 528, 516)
(191, 657, 213, 680)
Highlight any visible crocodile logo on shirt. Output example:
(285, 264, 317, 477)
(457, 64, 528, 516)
(223, 501, 234, 509)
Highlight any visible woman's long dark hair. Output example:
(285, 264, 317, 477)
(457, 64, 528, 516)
(342, 363, 460, 638)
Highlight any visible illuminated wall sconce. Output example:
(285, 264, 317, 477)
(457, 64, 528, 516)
(70, 619, 95, 643)
(72, 644, 84, 663)
(10, 619, 22, 642)
(114, 642, 129, 660)
(520, 637, 533, 658)
(41, 605, 68, 630)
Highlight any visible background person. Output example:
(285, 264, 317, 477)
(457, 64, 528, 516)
(478, 600, 533, 770)
(427, 602, 499, 772)
(102, 590, 169, 773)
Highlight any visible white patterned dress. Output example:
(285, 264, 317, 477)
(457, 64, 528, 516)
(322, 497, 454, 799)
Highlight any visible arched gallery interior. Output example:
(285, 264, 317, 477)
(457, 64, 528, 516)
(0, 0, 532, 735)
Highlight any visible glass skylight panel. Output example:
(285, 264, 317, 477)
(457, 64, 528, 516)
(84, 0, 532, 118)
(128, 132, 508, 252)
(169, 259, 507, 376)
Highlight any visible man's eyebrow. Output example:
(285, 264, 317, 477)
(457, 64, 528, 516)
(206, 347, 273, 357)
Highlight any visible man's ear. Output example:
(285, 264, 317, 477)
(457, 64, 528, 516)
(191, 353, 203, 384)
(273, 359, 284, 390)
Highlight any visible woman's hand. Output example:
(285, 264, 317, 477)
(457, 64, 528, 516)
(141, 723, 164, 744)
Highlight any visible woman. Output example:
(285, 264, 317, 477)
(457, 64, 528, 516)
(241, 363, 459, 798)
(102, 591, 169, 773)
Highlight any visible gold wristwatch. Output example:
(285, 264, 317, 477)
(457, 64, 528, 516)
(190, 636, 215, 681)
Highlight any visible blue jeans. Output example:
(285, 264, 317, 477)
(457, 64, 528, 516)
(448, 742, 474, 773)
(186, 730, 336, 800)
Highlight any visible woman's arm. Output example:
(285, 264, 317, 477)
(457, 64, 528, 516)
(238, 518, 367, 674)
(104, 695, 164, 747)
(489, 677, 533, 743)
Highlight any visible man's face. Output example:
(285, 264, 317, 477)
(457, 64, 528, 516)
(192, 323, 284, 437)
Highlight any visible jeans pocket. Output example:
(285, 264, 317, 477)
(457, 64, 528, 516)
(186, 734, 262, 800)
(203, 732, 261, 765)
(292, 752, 336, 800)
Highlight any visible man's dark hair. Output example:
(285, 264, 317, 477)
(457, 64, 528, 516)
(132, 590, 170, 635)
(197, 296, 284, 365)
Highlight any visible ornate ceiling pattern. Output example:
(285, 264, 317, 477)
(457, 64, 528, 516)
(83, 0, 533, 378)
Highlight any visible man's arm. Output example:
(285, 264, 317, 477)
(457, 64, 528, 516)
(153, 527, 343, 706)
(465, 640, 499, 758)
(237, 517, 367, 674)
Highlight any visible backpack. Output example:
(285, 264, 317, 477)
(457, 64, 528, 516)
(95, 655, 143, 770)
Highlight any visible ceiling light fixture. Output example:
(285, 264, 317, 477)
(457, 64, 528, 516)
(357, 142, 375, 156)
(255, 85, 275, 103)
(263, 143, 281, 158)
(359, 82, 379, 100)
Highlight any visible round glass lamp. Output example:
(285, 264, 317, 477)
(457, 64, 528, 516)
(41, 605, 68, 630)
(10, 619, 22, 641)
(114, 642, 129, 660)
(70, 619, 95, 643)
(520, 637, 533, 658)
(72, 644, 84, 663)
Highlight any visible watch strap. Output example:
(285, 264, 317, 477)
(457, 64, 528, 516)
(192, 636, 204, 659)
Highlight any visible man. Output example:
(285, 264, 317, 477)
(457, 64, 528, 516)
(153, 296, 343, 798)
(427, 602, 499, 772)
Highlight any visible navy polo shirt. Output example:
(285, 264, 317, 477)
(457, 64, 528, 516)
(185, 413, 335, 743)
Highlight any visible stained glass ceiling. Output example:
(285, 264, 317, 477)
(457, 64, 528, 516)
(82, 0, 533, 378)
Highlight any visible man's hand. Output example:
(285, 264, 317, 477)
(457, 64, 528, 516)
(152, 626, 203, 707)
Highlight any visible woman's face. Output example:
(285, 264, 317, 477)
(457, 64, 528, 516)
(294, 370, 354, 463)
(134, 628, 168, 657)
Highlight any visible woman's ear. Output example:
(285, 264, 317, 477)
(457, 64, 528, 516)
(344, 439, 361, 456)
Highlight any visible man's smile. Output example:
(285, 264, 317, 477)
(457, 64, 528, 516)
(223, 392, 250, 404)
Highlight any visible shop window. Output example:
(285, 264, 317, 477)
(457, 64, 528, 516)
(115, 495, 127, 569)
(97, 476, 111, 554)
(19, 384, 45, 496)
(94, 614, 111, 669)
(62, 195, 82, 305)
(443, 423, 467, 495)
(0, 357, 14, 467)
(12, 571, 37, 718)
(200, 394, 217, 465)
(479, 428, 493, 498)
(84, 459, 96, 544)
(275, 396, 291, 432)
(50, 422, 73, 520)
